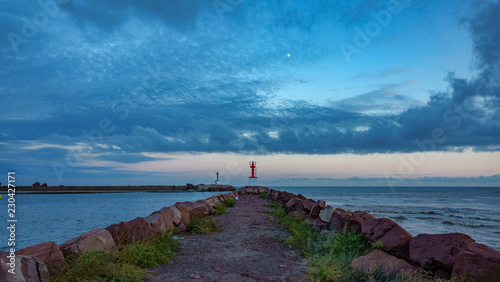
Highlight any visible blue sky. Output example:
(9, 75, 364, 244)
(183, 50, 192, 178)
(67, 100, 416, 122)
(1, 0, 499, 186)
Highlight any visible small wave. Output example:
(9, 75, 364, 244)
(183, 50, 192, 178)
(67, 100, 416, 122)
(390, 215, 408, 221)
(364, 208, 500, 222)
(416, 216, 439, 220)
(442, 221, 490, 228)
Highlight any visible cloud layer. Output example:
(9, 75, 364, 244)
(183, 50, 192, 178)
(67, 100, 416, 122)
(1, 0, 499, 184)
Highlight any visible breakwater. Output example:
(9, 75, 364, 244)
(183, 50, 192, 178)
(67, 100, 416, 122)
(1, 186, 499, 281)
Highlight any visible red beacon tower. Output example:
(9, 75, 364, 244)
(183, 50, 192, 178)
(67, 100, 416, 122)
(249, 161, 258, 178)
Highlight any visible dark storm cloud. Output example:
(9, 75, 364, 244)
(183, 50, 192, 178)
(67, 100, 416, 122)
(60, 0, 211, 30)
(0, 0, 499, 177)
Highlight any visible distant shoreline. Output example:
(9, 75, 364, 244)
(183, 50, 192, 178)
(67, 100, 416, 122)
(0, 185, 237, 194)
(0, 185, 192, 194)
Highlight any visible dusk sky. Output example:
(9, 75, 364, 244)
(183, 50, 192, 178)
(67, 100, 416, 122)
(1, 0, 499, 186)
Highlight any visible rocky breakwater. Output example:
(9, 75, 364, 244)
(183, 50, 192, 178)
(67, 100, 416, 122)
(239, 186, 500, 281)
(0, 191, 239, 281)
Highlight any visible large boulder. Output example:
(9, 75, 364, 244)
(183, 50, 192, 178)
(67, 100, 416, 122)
(175, 201, 209, 219)
(318, 206, 335, 223)
(452, 252, 500, 282)
(105, 217, 155, 245)
(409, 233, 500, 272)
(285, 197, 304, 213)
(329, 208, 353, 231)
(345, 211, 376, 233)
(144, 213, 167, 233)
(17, 241, 64, 267)
(312, 218, 329, 230)
(350, 249, 417, 276)
(59, 228, 117, 257)
(157, 206, 182, 226)
(362, 218, 413, 260)
(302, 199, 316, 213)
(198, 199, 215, 214)
(309, 204, 323, 219)
(0, 252, 49, 281)
(317, 200, 326, 208)
(174, 205, 190, 224)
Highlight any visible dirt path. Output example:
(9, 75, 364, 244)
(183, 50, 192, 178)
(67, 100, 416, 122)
(147, 195, 309, 281)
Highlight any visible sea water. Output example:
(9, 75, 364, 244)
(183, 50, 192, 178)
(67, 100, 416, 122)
(1, 187, 499, 251)
(0, 191, 224, 251)
(273, 186, 500, 250)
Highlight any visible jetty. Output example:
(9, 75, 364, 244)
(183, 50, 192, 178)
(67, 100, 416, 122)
(1, 186, 499, 281)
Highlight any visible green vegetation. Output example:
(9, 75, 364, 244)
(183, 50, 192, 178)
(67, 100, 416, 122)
(258, 191, 270, 198)
(214, 203, 229, 215)
(186, 216, 221, 234)
(50, 231, 180, 281)
(269, 201, 461, 282)
(222, 198, 236, 207)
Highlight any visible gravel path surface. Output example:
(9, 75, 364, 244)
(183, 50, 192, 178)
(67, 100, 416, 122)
(147, 195, 309, 281)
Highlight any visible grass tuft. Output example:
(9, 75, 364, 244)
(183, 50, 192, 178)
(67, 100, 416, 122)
(258, 191, 270, 198)
(222, 198, 236, 207)
(214, 203, 229, 215)
(186, 216, 221, 234)
(50, 230, 180, 281)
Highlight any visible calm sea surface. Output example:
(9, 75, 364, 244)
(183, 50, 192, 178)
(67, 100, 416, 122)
(2, 187, 499, 251)
(1, 191, 225, 251)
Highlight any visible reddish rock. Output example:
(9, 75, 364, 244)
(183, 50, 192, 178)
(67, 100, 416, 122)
(302, 199, 316, 213)
(177, 222, 187, 232)
(59, 228, 117, 257)
(33, 182, 40, 187)
(452, 252, 500, 282)
(313, 218, 329, 230)
(350, 249, 417, 276)
(345, 211, 376, 233)
(41, 183, 47, 187)
(285, 197, 304, 213)
(0, 252, 49, 281)
(198, 199, 215, 214)
(159, 206, 183, 228)
(361, 218, 413, 260)
(318, 206, 335, 223)
(317, 200, 326, 208)
(410, 233, 500, 272)
(17, 241, 64, 267)
(297, 194, 307, 200)
(362, 218, 397, 243)
(329, 208, 353, 231)
(309, 204, 323, 219)
(144, 213, 167, 233)
(252, 187, 259, 194)
(175, 205, 191, 225)
(380, 224, 413, 261)
(257, 187, 265, 194)
(175, 201, 209, 219)
(106, 217, 155, 245)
